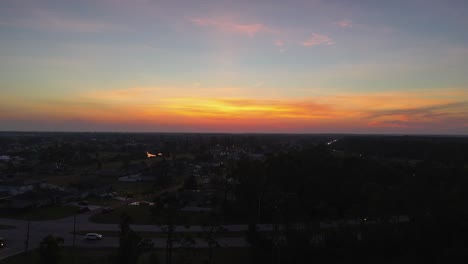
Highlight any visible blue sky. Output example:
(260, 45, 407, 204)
(1, 0, 467, 133)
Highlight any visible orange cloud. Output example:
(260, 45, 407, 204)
(334, 19, 353, 28)
(2, 87, 467, 133)
(302, 33, 335, 46)
(153, 97, 335, 120)
(82, 88, 466, 132)
(368, 120, 409, 128)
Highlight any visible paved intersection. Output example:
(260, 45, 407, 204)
(0, 210, 257, 260)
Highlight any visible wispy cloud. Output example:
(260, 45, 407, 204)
(302, 33, 335, 46)
(365, 101, 468, 127)
(274, 40, 286, 52)
(334, 19, 353, 28)
(368, 102, 468, 118)
(274, 40, 285, 47)
(190, 17, 275, 37)
(368, 120, 409, 128)
(157, 97, 334, 120)
(3, 86, 467, 133)
(0, 9, 124, 33)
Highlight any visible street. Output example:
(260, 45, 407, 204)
(0, 210, 254, 260)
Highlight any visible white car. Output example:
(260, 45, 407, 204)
(85, 233, 103, 240)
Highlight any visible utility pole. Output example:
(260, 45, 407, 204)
(24, 219, 30, 254)
(72, 213, 77, 264)
(258, 196, 262, 224)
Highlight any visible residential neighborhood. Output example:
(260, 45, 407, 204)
(1, 132, 468, 263)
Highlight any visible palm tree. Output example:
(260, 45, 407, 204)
(201, 213, 226, 264)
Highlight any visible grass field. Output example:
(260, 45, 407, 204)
(2, 247, 250, 264)
(0, 205, 79, 221)
(85, 196, 123, 207)
(90, 205, 153, 224)
(1, 247, 113, 264)
(111, 181, 156, 196)
(90, 205, 213, 225)
(73, 230, 248, 238)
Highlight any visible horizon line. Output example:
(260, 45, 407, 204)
(0, 130, 466, 137)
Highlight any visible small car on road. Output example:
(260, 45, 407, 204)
(85, 233, 103, 240)
(0, 237, 5, 248)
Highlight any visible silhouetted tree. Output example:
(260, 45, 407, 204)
(161, 208, 176, 264)
(201, 213, 226, 264)
(177, 236, 196, 264)
(183, 174, 198, 190)
(38, 235, 64, 264)
(118, 213, 149, 264)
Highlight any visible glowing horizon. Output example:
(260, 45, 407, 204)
(1, 1, 467, 134)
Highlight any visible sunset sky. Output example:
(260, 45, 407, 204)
(1, 0, 467, 134)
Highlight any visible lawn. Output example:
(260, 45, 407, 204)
(90, 205, 156, 224)
(89, 203, 256, 226)
(73, 230, 247, 238)
(90, 205, 213, 225)
(0, 205, 80, 221)
(85, 196, 123, 207)
(1, 247, 113, 264)
(2, 247, 250, 264)
(111, 181, 156, 197)
(147, 247, 250, 264)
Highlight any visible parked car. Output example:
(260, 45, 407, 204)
(85, 233, 103, 240)
(0, 237, 4, 248)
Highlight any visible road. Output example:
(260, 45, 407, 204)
(0, 209, 256, 260)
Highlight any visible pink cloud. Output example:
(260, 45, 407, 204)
(368, 120, 409, 128)
(191, 17, 274, 37)
(302, 33, 335, 47)
(334, 19, 353, 28)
